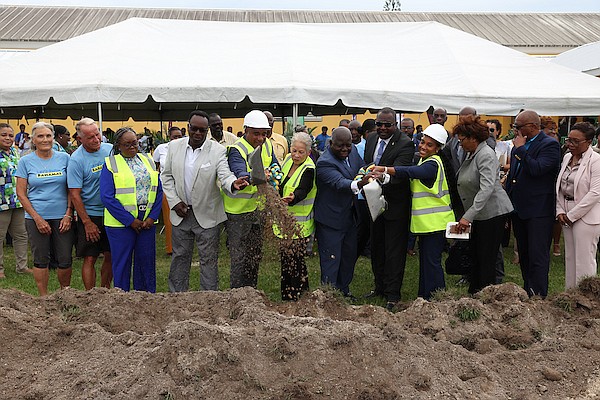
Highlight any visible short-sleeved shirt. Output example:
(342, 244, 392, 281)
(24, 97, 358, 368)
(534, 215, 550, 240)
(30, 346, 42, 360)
(153, 142, 169, 173)
(16, 151, 70, 220)
(67, 143, 113, 216)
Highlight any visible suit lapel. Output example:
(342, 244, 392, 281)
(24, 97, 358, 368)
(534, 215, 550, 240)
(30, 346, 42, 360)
(380, 131, 401, 164)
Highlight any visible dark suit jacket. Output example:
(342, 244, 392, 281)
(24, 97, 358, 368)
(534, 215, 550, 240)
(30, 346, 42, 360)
(506, 132, 561, 219)
(315, 146, 365, 231)
(364, 130, 414, 220)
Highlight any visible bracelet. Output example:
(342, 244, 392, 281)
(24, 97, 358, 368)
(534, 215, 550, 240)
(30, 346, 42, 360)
(63, 215, 73, 220)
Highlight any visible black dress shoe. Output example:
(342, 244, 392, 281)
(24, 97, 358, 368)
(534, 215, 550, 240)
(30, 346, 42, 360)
(363, 290, 382, 299)
(343, 292, 358, 302)
(385, 301, 396, 311)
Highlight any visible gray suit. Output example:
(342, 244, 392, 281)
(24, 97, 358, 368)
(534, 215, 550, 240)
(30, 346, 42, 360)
(161, 137, 237, 291)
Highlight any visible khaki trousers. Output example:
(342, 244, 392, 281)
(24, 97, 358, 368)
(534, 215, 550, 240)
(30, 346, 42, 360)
(0, 208, 28, 273)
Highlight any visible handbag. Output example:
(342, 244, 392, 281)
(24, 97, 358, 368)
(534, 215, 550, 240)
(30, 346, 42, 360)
(445, 240, 473, 275)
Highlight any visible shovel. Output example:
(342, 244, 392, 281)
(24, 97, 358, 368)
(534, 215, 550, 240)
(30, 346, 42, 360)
(248, 144, 267, 185)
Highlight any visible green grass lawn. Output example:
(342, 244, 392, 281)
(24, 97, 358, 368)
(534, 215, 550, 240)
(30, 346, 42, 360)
(0, 225, 573, 304)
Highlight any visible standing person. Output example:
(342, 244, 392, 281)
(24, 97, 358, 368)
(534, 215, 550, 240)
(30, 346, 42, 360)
(349, 120, 365, 158)
(224, 110, 277, 289)
(14, 124, 27, 149)
(373, 124, 455, 300)
(363, 108, 414, 309)
(100, 127, 163, 293)
(264, 111, 289, 162)
(454, 116, 514, 294)
(207, 113, 238, 146)
(0, 123, 31, 278)
(315, 127, 370, 298)
(15, 122, 73, 296)
(556, 122, 600, 289)
(275, 132, 316, 300)
(153, 126, 183, 255)
(315, 126, 330, 154)
(506, 110, 560, 298)
(67, 118, 113, 290)
(349, 119, 370, 259)
(540, 116, 563, 256)
(162, 111, 247, 292)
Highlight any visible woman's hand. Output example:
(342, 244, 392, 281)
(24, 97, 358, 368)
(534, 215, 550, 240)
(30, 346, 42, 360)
(142, 217, 155, 230)
(34, 216, 52, 235)
(282, 193, 295, 204)
(130, 218, 144, 233)
(557, 213, 573, 227)
(59, 215, 72, 233)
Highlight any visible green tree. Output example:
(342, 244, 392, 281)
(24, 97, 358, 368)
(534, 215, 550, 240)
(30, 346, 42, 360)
(383, 0, 401, 11)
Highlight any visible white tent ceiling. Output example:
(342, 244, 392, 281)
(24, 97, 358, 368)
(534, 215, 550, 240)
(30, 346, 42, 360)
(1, 18, 600, 120)
(551, 40, 600, 77)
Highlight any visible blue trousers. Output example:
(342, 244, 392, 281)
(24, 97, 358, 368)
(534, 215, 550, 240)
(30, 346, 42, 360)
(316, 222, 357, 295)
(106, 225, 156, 292)
(417, 231, 446, 300)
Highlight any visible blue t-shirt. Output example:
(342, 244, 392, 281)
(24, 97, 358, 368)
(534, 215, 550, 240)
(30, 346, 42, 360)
(315, 133, 330, 152)
(15, 151, 70, 220)
(67, 143, 112, 217)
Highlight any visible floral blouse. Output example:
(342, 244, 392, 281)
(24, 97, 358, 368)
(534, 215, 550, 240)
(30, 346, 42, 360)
(124, 155, 151, 206)
(0, 146, 22, 211)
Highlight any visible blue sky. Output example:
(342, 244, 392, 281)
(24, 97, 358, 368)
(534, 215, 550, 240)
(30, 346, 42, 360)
(2, 0, 599, 12)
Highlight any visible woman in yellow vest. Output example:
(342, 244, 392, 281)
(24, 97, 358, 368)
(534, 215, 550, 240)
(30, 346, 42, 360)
(274, 132, 316, 300)
(373, 124, 455, 300)
(100, 127, 163, 292)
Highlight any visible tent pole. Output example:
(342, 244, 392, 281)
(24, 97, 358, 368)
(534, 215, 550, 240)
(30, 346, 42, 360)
(292, 104, 299, 129)
(97, 102, 103, 133)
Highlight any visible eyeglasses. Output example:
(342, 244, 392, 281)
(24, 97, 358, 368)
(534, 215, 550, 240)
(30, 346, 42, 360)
(376, 121, 394, 128)
(512, 122, 535, 131)
(188, 125, 209, 134)
(120, 140, 138, 149)
(565, 137, 587, 145)
(400, 126, 413, 130)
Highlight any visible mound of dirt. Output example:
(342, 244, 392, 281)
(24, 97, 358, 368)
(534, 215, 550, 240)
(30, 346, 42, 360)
(2, 279, 600, 399)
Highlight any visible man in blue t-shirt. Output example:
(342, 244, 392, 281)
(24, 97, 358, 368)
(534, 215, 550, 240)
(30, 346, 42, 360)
(67, 118, 113, 290)
(315, 126, 330, 154)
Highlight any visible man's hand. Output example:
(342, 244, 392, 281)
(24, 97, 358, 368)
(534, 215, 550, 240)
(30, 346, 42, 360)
(233, 176, 249, 191)
(84, 220, 101, 242)
(456, 218, 471, 234)
(142, 217, 155, 230)
(130, 218, 144, 233)
(513, 133, 526, 149)
(358, 173, 374, 189)
(172, 202, 188, 218)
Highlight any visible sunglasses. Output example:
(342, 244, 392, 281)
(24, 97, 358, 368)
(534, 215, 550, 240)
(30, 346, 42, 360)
(188, 125, 209, 134)
(489, 128, 495, 133)
(376, 121, 394, 128)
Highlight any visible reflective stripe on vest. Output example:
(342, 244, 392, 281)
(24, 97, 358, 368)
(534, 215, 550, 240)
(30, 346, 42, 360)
(103, 153, 159, 227)
(273, 155, 316, 238)
(410, 155, 454, 234)
(223, 138, 270, 214)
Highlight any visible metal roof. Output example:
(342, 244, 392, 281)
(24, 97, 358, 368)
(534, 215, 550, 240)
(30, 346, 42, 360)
(1, 5, 600, 54)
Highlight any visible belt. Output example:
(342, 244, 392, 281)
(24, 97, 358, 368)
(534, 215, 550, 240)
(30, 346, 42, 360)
(565, 196, 574, 201)
(138, 204, 148, 211)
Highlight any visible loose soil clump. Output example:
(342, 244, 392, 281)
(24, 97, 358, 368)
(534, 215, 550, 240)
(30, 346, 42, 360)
(2, 280, 600, 399)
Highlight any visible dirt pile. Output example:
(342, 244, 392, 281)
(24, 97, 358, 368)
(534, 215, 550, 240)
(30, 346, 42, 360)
(2, 279, 600, 399)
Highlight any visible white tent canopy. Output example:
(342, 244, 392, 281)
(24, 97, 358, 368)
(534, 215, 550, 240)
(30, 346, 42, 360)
(551, 40, 600, 77)
(1, 18, 600, 120)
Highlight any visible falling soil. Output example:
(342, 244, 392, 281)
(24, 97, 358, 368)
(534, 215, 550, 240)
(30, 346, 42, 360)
(2, 279, 600, 399)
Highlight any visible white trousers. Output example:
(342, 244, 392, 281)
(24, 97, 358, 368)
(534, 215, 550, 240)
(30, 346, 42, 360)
(563, 200, 600, 289)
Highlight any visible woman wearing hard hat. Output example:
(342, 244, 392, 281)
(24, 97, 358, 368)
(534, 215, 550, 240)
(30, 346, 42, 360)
(372, 124, 456, 300)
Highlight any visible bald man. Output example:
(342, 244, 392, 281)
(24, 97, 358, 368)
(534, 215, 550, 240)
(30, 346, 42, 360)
(506, 110, 560, 298)
(315, 127, 369, 298)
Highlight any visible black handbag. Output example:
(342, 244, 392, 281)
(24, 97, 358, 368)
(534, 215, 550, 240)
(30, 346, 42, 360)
(445, 240, 473, 275)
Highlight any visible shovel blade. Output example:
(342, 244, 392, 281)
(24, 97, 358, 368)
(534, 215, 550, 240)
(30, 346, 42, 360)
(248, 145, 267, 185)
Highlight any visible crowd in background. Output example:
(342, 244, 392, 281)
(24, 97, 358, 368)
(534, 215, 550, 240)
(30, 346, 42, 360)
(1, 108, 599, 309)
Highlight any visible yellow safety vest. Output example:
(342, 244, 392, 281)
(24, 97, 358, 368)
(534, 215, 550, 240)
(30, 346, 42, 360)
(273, 155, 316, 239)
(103, 153, 159, 227)
(223, 138, 272, 215)
(410, 155, 454, 234)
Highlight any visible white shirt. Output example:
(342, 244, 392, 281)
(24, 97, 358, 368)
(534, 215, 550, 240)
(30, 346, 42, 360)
(372, 137, 391, 164)
(153, 142, 170, 173)
(184, 138, 205, 204)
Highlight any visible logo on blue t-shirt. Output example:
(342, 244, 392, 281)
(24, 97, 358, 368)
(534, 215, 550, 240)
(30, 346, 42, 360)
(36, 171, 63, 178)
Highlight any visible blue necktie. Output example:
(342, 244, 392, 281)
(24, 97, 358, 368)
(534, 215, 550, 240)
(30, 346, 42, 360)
(375, 140, 386, 165)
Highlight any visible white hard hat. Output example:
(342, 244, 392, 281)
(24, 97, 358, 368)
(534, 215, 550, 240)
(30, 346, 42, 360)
(423, 124, 448, 146)
(243, 110, 271, 129)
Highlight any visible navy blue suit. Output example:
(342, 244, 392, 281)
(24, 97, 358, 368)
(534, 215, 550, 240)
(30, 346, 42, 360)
(506, 132, 560, 297)
(315, 146, 365, 295)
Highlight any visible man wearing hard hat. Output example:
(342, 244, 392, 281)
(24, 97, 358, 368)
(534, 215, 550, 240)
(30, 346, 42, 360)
(224, 110, 278, 289)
